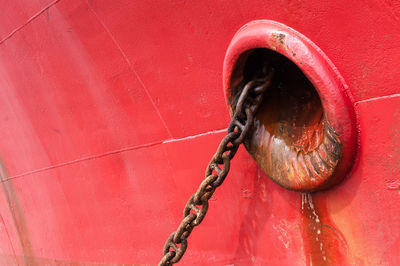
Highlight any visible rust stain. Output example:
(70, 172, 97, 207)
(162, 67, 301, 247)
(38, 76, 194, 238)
(0, 160, 35, 265)
(227, 47, 349, 262)
(271, 33, 286, 45)
(269, 33, 286, 51)
(301, 193, 348, 265)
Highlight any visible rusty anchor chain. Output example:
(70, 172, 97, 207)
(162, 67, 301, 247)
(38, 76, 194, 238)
(159, 70, 273, 265)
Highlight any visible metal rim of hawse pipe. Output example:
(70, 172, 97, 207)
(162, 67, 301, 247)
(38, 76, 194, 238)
(159, 70, 273, 265)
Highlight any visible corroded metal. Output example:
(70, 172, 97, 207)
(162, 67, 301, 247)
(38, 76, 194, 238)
(228, 49, 342, 192)
(223, 21, 357, 192)
(159, 71, 273, 265)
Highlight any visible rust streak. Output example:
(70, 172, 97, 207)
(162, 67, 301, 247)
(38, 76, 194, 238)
(0, 214, 17, 262)
(0, 161, 35, 265)
(301, 193, 348, 265)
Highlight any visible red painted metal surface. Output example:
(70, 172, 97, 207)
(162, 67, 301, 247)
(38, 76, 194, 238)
(0, 0, 399, 265)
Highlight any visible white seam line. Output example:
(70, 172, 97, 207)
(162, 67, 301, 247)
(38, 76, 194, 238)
(0, 0, 61, 45)
(355, 93, 400, 105)
(5, 128, 227, 181)
(163, 128, 227, 144)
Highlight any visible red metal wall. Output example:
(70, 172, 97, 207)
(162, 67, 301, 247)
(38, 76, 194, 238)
(0, 0, 399, 264)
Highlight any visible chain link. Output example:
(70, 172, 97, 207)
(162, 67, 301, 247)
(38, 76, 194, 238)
(159, 70, 273, 265)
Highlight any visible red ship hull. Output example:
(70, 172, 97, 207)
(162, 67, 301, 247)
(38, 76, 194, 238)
(0, 0, 400, 265)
